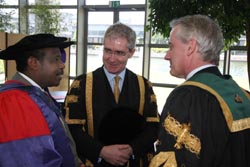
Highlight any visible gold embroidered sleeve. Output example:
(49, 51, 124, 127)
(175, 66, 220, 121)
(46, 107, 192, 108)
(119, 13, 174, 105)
(64, 78, 86, 128)
(69, 80, 81, 92)
(149, 152, 177, 167)
(164, 113, 201, 155)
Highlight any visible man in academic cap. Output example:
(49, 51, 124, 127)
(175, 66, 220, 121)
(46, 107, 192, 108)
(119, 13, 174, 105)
(0, 33, 84, 167)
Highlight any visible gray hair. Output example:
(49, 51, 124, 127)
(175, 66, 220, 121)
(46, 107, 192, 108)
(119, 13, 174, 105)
(104, 22, 136, 50)
(170, 14, 224, 65)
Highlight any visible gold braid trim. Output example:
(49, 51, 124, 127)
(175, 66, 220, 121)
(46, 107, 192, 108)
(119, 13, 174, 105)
(241, 88, 250, 100)
(147, 117, 160, 122)
(149, 152, 177, 167)
(86, 72, 94, 137)
(69, 80, 80, 92)
(164, 114, 201, 155)
(65, 106, 86, 125)
(147, 80, 153, 87)
(85, 159, 94, 167)
(64, 94, 85, 128)
(137, 75, 145, 116)
(183, 81, 250, 132)
(66, 95, 78, 103)
(151, 94, 157, 103)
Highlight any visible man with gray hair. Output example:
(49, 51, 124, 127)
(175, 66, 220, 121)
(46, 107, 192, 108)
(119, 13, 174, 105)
(150, 14, 250, 167)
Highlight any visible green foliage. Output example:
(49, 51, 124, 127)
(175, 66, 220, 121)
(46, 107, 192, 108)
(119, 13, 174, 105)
(29, 0, 61, 34)
(0, 0, 15, 32)
(147, 0, 250, 48)
(151, 33, 168, 44)
(152, 47, 168, 54)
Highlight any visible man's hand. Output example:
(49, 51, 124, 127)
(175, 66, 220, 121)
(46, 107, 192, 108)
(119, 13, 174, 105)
(100, 144, 133, 166)
(79, 163, 86, 167)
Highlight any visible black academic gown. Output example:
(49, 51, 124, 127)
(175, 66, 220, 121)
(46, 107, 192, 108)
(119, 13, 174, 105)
(63, 67, 159, 167)
(156, 67, 250, 167)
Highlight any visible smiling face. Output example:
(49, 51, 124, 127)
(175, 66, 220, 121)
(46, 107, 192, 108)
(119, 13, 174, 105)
(103, 37, 135, 75)
(34, 47, 65, 88)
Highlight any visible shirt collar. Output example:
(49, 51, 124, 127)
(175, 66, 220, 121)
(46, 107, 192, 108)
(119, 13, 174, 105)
(17, 71, 45, 92)
(103, 66, 126, 82)
(186, 64, 216, 80)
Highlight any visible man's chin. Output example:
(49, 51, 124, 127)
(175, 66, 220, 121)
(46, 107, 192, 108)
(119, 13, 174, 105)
(108, 69, 120, 74)
(170, 71, 179, 78)
(49, 82, 61, 88)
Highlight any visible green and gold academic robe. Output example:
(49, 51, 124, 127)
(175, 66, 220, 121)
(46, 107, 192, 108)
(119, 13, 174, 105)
(63, 67, 159, 167)
(150, 67, 250, 167)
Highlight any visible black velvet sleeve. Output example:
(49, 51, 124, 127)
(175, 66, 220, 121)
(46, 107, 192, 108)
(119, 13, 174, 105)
(62, 74, 104, 164)
(157, 85, 230, 167)
(129, 78, 159, 158)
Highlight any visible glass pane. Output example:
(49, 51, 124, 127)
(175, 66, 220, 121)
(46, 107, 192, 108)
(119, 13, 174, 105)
(153, 86, 174, 115)
(230, 50, 248, 90)
(88, 12, 113, 43)
(58, 9, 77, 39)
(69, 45, 77, 76)
(151, 33, 168, 44)
(86, 0, 145, 5)
(120, 0, 145, 5)
(88, 23, 111, 43)
(150, 48, 184, 84)
(119, 12, 144, 74)
(119, 11, 145, 44)
(127, 46, 143, 75)
(87, 12, 113, 72)
(58, 0, 77, 5)
(59, 9, 77, 77)
(86, 0, 109, 5)
(28, 9, 77, 39)
(0, 8, 18, 33)
(218, 52, 225, 74)
(29, 0, 76, 5)
(2, 0, 18, 5)
(87, 45, 104, 72)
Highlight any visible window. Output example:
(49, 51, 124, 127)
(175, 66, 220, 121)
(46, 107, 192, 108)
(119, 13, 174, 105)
(0, 8, 18, 33)
(28, 0, 77, 5)
(3, 0, 18, 5)
(87, 12, 113, 72)
(153, 86, 174, 113)
(120, 11, 145, 74)
(86, 0, 146, 5)
(230, 50, 248, 90)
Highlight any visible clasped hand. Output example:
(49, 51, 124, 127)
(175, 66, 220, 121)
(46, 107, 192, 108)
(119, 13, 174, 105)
(100, 144, 133, 166)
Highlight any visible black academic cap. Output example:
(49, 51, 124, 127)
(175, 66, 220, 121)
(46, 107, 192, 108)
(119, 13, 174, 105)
(98, 106, 146, 145)
(0, 33, 75, 60)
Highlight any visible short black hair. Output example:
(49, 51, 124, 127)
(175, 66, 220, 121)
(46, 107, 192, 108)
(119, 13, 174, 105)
(16, 49, 45, 72)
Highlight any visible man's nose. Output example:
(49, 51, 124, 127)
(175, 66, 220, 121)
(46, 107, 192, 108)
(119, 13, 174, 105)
(164, 51, 170, 60)
(59, 62, 65, 69)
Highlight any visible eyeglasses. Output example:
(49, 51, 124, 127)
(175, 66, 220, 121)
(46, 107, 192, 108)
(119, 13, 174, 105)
(103, 48, 129, 57)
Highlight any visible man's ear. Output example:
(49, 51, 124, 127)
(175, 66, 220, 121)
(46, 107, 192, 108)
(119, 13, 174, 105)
(27, 57, 40, 70)
(187, 38, 197, 56)
(128, 48, 136, 58)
